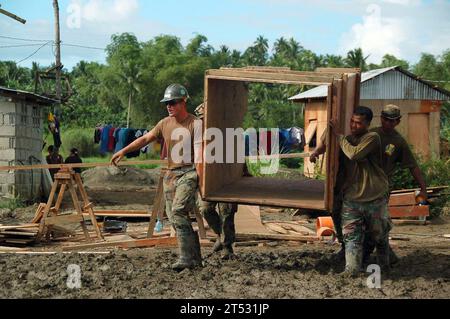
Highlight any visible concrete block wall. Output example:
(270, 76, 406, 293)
(0, 97, 45, 200)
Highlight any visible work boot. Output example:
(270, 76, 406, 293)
(376, 245, 391, 274)
(332, 242, 345, 262)
(212, 236, 224, 252)
(222, 244, 235, 260)
(172, 230, 202, 271)
(389, 246, 399, 265)
(342, 244, 362, 277)
(191, 231, 203, 266)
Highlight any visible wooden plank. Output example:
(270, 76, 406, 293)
(0, 231, 37, 237)
(264, 223, 290, 234)
(74, 173, 104, 240)
(147, 172, 165, 238)
(61, 236, 178, 251)
(45, 214, 84, 226)
(304, 120, 318, 145)
(0, 224, 39, 231)
(206, 75, 329, 86)
(207, 69, 336, 84)
(206, 178, 325, 210)
(235, 232, 319, 242)
(245, 152, 310, 161)
(390, 186, 448, 194)
(223, 66, 346, 79)
(316, 67, 361, 74)
(389, 205, 430, 218)
(0, 160, 167, 172)
(31, 204, 46, 223)
(235, 205, 268, 234)
(389, 193, 416, 206)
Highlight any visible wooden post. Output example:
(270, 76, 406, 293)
(0, 5, 26, 24)
(53, 0, 62, 113)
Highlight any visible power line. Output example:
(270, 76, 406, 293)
(16, 41, 53, 64)
(0, 35, 51, 43)
(61, 43, 105, 51)
(0, 43, 47, 48)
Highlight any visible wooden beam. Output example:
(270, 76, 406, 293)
(389, 206, 430, 218)
(61, 236, 178, 251)
(389, 193, 416, 206)
(221, 66, 346, 79)
(0, 7, 26, 24)
(316, 67, 361, 74)
(245, 152, 310, 161)
(206, 69, 335, 84)
(235, 232, 319, 242)
(0, 160, 167, 172)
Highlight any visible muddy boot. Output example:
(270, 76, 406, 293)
(362, 238, 376, 265)
(172, 230, 201, 271)
(191, 231, 203, 266)
(212, 236, 223, 252)
(389, 245, 399, 265)
(204, 211, 223, 253)
(222, 244, 235, 260)
(376, 246, 391, 274)
(332, 242, 345, 262)
(342, 243, 362, 277)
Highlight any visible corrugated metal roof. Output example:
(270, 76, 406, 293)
(289, 66, 450, 101)
(0, 86, 57, 105)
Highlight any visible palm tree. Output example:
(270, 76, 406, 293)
(117, 61, 142, 128)
(345, 48, 370, 71)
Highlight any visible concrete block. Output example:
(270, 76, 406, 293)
(0, 126, 15, 136)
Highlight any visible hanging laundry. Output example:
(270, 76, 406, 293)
(135, 129, 149, 154)
(48, 113, 62, 149)
(100, 125, 112, 155)
(126, 129, 140, 158)
(108, 127, 116, 152)
(94, 127, 103, 144)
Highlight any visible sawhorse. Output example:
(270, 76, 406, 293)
(36, 168, 104, 242)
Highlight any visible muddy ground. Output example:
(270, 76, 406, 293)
(0, 167, 448, 299)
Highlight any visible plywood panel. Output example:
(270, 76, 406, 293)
(203, 79, 248, 197)
(206, 177, 325, 210)
(408, 113, 430, 160)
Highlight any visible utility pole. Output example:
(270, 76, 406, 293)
(0, 4, 26, 24)
(53, 0, 62, 116)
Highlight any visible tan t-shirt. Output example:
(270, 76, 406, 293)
(150, 114, 201, 170)
(339, 132, 389, 202)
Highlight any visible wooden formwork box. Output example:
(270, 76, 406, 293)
(200, 67, 361, 211)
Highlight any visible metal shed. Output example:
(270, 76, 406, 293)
(0, 86, 57, 200)
(289, 67, 450, 176)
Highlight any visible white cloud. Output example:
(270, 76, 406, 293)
(339, 1, 450, 63)
(71, 0, 139, 23)
(339, 4, 407, 63)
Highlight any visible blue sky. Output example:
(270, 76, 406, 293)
(1, 0, 449, 69)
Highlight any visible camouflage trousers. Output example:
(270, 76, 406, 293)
(197, 196, 237, 247)
(342, 196, 391, 267)
(163, 166, 198, 236)
(332, 190, 344, 244)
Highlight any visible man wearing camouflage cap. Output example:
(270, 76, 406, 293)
(363, 104, 428, 264)
(111, 84, 204, 271)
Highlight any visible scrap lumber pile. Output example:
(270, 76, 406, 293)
(0, 224, 39, 246)
(388, 186, 448, 224)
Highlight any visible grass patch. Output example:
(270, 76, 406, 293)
(0, 197, 26, 211)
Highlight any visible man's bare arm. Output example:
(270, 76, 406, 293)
(111, 131, 158, 166)
(410, 166, 428, 199)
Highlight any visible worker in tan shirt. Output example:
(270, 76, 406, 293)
(111, 84, 203, 271)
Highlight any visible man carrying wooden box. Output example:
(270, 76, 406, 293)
(111, 84, 203, 271)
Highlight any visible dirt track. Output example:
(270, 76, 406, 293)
(0, 219, 448, 299)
